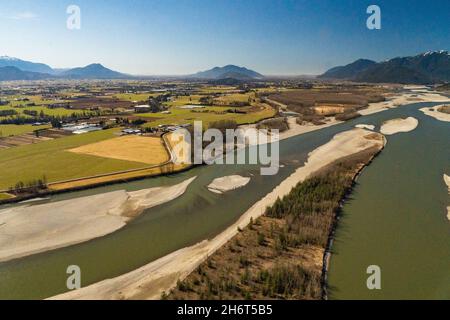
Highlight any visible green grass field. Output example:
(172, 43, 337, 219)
(0, 94, 90, 119)
(0, 129, 147, 190)
(0, 193, 14, 200)
(140, 104, 276, 127)
(0, 105, 86, 118)
(113, 93, 158, 101)
(213, 93, 254, 105)
(0, 124, 50, 137)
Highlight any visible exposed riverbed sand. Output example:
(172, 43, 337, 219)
(355, 124, 375, 130)
(359, 91, 449, 116)
(207, 175, 251, 194)
(420, 105, 450, 123)
(51, 128, 385, 300)
(0, 177, 196, 263)
(380, 117, 419, 135)
(444, 174, 450, 221)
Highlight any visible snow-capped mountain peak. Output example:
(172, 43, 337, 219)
(0, 55, 20, 61)
(421, 50, 449, 57)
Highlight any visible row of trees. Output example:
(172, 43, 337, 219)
(0, 109, 18, 117)
(8, 176, 48, 194)
(0, 110, 101, 126)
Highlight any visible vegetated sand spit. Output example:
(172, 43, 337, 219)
(207, 175, 251, 194)
(50, 128, 385, 300)
(0, 177, 196, 262)
(444, 174, 450, 221)
(420, 105, 450, 123)
(380, 117, 419, 135)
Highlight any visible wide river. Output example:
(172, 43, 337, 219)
(0, 100, 448, 299)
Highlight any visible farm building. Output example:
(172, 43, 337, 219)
(122, 128, 142, 135)
(134, 105, 151, 113)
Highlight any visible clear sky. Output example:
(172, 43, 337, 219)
(0, 0, 449, 75)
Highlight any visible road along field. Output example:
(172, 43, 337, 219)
(69, 135, 170, 165)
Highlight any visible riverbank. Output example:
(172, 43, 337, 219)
(0, 177, 196, 263)
(51, 128, 385, 300)
(420, 105, 450, 122)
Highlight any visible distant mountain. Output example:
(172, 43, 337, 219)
(192, 65, 264, 80)
(52, 68, 71, 75)
(0, 66, 53, 81)
(60, 63, 127, 79)
(318, 59, 376, 79)
(320, 51, 450, 84)
(0, 56, 54, 74)
(0, 56, 130, 80)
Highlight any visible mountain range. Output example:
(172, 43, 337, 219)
(0, 56, 127, 80)
(59, 63, 126, 79)
(0, 56, 54, 74)
(0, 56, 264, 81)
(320, 51, 450, 84)
(0, 66, 53, 81)
(1, 52, 449, 83)
(191, 65, 264, 80)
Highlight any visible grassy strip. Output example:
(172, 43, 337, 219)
(0, 124, 50, 137)
(0, 192, 14, 200)
(168, 147, 381, 300)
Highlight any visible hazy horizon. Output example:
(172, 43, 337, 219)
(1, 0, 449, 75)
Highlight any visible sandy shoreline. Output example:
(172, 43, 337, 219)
(380, 117, 419, 135)
(0, 177, 196, 263)
(51, 128, 385, 300)
(207, 175, 251, 194)
(420, 105, 450, 122)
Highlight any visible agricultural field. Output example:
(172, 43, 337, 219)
(269, 88, 385, 114)
(0, 129, 148, 190)
(166, 95, 203, 107)
(112, 93, 158, 102)
(198, 85, 237, 93)
(69, 135, 169, 165)
(140, 103, 275, 127)
(0, 99, 90, 119)
(213, 92, 254, 105)
(0, 124, 50, 137)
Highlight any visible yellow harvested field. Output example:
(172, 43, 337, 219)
(69, 135, 170, 165)
(314, 105, 346, 115)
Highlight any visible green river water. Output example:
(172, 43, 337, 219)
(0, 100, 448, 299)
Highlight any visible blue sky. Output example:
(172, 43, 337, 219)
(0, 0, 449, 75)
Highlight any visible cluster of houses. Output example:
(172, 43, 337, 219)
(120, 123, 191, 136)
